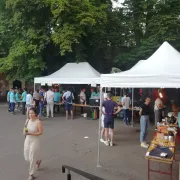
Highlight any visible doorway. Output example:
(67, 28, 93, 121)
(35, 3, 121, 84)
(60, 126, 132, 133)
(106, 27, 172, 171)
(13, 80, 22, 89)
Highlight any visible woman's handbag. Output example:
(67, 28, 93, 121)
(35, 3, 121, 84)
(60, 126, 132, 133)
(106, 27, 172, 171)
(24, 119, 30, 138)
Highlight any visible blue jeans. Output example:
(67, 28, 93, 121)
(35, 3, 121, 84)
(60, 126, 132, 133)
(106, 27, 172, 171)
(140, 115, 149, 143)
(10, 102, 15, 113)
(8, 101, 11, 110)
(39, 106, 43, 117)
(123, 109, 129, 123)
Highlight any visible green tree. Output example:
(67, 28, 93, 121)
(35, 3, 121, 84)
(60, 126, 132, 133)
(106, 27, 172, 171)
(0, 0, 108, 80)
(115, 0, 180, 69)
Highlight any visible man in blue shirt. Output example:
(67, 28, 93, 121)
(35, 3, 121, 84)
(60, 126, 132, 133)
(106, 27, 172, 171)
(7, 88, 12, 111)
(22, 88, 27, 115)
(54, 89, 61, 112)
(9, 88, 16, 114)
(90, 88, 97, 99)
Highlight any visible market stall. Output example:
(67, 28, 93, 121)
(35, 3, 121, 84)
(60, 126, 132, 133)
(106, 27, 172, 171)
(146, 118, 178, 180)
(98, 41, 180, 176)
(34, 62, 101, 118)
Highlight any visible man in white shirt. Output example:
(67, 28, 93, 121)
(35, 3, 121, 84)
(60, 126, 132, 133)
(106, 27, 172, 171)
(62, 87, 74, 119)
(80, 88, 86, 114)
(44, 88, 54, 118)
(122, 93, 131, 125)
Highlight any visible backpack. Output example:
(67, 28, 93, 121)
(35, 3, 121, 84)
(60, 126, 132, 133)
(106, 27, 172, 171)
(66, 93, 72, 104)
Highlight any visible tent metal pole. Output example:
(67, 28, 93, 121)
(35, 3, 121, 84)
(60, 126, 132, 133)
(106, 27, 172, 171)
(34, 83, 35, 92)
(97, 87, 102, 168)
(131, 88, 134, 127)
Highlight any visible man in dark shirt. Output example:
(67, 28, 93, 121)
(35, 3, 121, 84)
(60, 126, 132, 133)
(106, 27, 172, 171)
(139, 97, 151, 148)
(102, 93, 121, 146)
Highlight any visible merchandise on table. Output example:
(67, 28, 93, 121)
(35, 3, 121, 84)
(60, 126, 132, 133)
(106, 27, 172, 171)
(149, 146, 173, 159)
(146, 116, 177, 161)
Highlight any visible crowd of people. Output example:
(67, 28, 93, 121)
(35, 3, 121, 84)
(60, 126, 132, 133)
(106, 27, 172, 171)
(100, 88, 179, 149)
(6, 86, 101, 119)
(7, 86, 176, 179)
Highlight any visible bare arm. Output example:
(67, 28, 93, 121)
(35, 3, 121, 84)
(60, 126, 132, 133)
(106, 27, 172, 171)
(26, 121, 43, 136)
(101, 107, 106, 115)
(62, 93, 66, 102)
(139, 108, 142, 116)
(113, 106, 121, 115)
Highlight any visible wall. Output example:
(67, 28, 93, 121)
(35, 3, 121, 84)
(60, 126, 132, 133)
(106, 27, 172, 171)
(0, 74, 9, 101)
(0, 73, 26, 101)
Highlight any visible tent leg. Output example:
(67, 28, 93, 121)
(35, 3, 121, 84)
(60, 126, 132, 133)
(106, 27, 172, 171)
(97, 87, 102, 168)
(131, 88, 134, 127)
(34, 83, 35, 92)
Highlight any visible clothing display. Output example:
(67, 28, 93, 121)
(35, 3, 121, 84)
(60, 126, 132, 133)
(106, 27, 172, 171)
(149, 146, 173, 159)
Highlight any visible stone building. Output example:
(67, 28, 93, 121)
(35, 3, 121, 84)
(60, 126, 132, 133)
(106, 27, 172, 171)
(0, 73, 26, 101)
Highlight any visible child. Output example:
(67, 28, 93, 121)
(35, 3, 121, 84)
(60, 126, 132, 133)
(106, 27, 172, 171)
(39, 97, 45, 120)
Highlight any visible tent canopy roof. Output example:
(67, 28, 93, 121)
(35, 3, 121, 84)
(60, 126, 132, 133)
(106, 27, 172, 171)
(101, 42, 180, 88)
(35, 62, 100, 84)
(130, 60, 145, 70)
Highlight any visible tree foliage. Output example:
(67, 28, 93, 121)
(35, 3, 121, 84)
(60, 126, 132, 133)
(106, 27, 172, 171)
(115, 0, 180, 66)
(1, 0, 180, 79)
(0, 0, 108, 80)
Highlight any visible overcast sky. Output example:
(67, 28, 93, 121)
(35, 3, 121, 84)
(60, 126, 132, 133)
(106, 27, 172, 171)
(112, 0, 124, 8)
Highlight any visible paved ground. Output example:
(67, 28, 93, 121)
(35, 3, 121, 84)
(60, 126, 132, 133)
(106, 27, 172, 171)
(0, 104, 179, 180)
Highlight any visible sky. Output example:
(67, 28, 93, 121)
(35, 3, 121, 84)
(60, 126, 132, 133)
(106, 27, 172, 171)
(112, 0, 124, 8)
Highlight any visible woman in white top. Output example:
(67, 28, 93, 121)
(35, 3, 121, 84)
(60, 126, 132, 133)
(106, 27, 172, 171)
(24, 107, 43, 180)
(26, 90, 33, 118)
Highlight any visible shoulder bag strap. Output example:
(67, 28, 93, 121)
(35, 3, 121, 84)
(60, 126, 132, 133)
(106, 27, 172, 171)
(25, 119, 30, 128)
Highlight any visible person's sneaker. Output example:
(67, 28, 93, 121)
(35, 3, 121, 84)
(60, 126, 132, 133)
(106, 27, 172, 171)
(110, 141, 113, 147)
(46, 116, 49, 118)
(28, 175, 35, 180)
(100, 138, 104, 143)
(104, 141, 109, 146)
(141, 142, 149, 148)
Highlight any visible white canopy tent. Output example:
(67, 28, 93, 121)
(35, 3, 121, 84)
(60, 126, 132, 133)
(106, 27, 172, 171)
(34, 62, 101, 85)
(131, 60, 145, 69)
(101, 42, 180, 88)
(97, 42, 180, 167)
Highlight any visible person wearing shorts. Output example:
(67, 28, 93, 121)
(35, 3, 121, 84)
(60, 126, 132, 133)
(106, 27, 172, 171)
(102, 93, 121, 146)
(63, 87, 74, 119)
